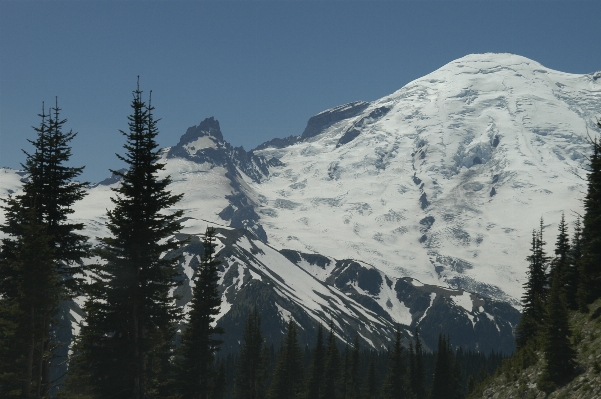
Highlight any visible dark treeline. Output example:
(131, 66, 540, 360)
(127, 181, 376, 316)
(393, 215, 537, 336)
(214, 319, 506, 399)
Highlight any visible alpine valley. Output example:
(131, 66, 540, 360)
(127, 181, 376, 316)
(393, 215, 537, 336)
(2, 53, 600, 358)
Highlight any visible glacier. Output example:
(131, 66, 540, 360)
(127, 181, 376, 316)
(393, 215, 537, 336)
(1, 53, 600, 354)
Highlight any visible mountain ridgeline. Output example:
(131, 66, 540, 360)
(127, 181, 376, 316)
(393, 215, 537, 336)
(1, 53, 601, 398)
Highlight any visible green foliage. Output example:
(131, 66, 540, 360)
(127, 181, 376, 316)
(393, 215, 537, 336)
(578, 122, 601, 309)
(0, 100, 87, 397)
(409, 328, 427, 399)
(364, 355, 379, 399)
(177, 226, 225, 399)
(65, 83, 183, 399)
(430, 334, 463, 399)
(322, 324, 340, 399)
(565, 217, 582, 310)
(550, 213, 570, 290)
(267, 320, 304, 399)
(515, 223, 549, 349)
(235, 309, 268, 399)
(541, 278, 577, 385)
(349, 334, 361, 399)
(0, 214, 56, 398)
(382, 328, 410, 399)
(304, 325, 325, 399)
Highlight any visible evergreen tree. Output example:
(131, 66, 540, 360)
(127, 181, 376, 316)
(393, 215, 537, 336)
(540, 277, 577, 386)
(550, 213, 570, 289)
(565, 217, 582, 310)
(340, 345, 350, 399)
(235, 309, 268, 399)
(409, 329, 426, 399)
(364, 355, 378, 399)
(578, 125, 601, 310)
(304, 325, 325, 399)
(66, 83, 183, 399)
(1, 100, 88, 288)
(0, 100, 88, 398)
(0, 212, 56, 398)
(212, 361, 227, 399)
(177, 226, 225, 399)
(515, 222, 549, 349)
(349, 334, 361, 399)
(382, 328, 410, 399)
(268, 320, 304, 399)
(430, 335, 463, 399)
(323, 324, 340, 399)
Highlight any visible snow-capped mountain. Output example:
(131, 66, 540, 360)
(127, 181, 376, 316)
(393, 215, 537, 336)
(251, 53, 601, 303)
(1, 53, 600, 354)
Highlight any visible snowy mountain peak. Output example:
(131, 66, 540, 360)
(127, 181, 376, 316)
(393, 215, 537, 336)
(252, 53, 601, 302)
(3, 53, 600, 356)
(171, 117, 224, 157)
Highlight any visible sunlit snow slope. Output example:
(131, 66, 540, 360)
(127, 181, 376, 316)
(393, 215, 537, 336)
(252, 53, 601, 302)
(1, 53, 600, 354)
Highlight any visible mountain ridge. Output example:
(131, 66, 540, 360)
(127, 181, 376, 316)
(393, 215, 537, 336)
(1, 52, 600, 357)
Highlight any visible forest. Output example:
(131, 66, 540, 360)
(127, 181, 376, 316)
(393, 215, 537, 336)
(0, 84, 599, 399)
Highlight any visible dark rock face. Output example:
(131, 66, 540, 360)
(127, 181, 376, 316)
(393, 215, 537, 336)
(420, 193, 430, 209)
(420, 216, 435, 230)
(168, 117, 276, 242)
(95, 168, 126, 186)
(336, 105, 391, 148)
(176, 116, 223, 146)
(330, 260, 383, 296)
(218, 193, 267, 243)
(336, 128, 362, 147)
(301, 101, 370, 141)
(253, 135, 299, 151)
(276, 248, 519, 354)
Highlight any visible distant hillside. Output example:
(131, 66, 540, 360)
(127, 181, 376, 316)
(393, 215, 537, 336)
(470, 298, 601, 399)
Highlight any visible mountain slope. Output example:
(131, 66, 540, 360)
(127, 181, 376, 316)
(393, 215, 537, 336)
(471, 299, 601, 399)
(252, 53, 601, 303)
(1, 53, 600, 355)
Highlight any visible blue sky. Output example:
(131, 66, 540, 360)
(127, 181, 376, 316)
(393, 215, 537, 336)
(1, 1, 600, 183)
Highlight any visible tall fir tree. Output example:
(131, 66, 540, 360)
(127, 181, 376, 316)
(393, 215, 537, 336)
(66, 83, 183, 399)
(322, 324, 340, 399)
(0, 100, 88, 398)
(0, 212, 56, 398)
(1, 100, 88, 287)
(235, 309, 268, 399)
(267, 320, 304, 399)
(339, 345, 350, 399)
(409, 328, 426, 399)
(578, 125, 601, 310)
(382, 328, 410, 399)
(364, 354, 378, 399)
(550, 213, 570, 289)
(430, 334, 462, 399)
(515, 222, 549, 349)
(349, 334, 361, 399)
(177, 226, 225, 399)
(304, 325, 325, 399)
(540, 277, 577, 387)
(565, 217, 583, 310)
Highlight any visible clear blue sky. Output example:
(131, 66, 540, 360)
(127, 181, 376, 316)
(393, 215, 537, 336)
(1, 1, 600, 183)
